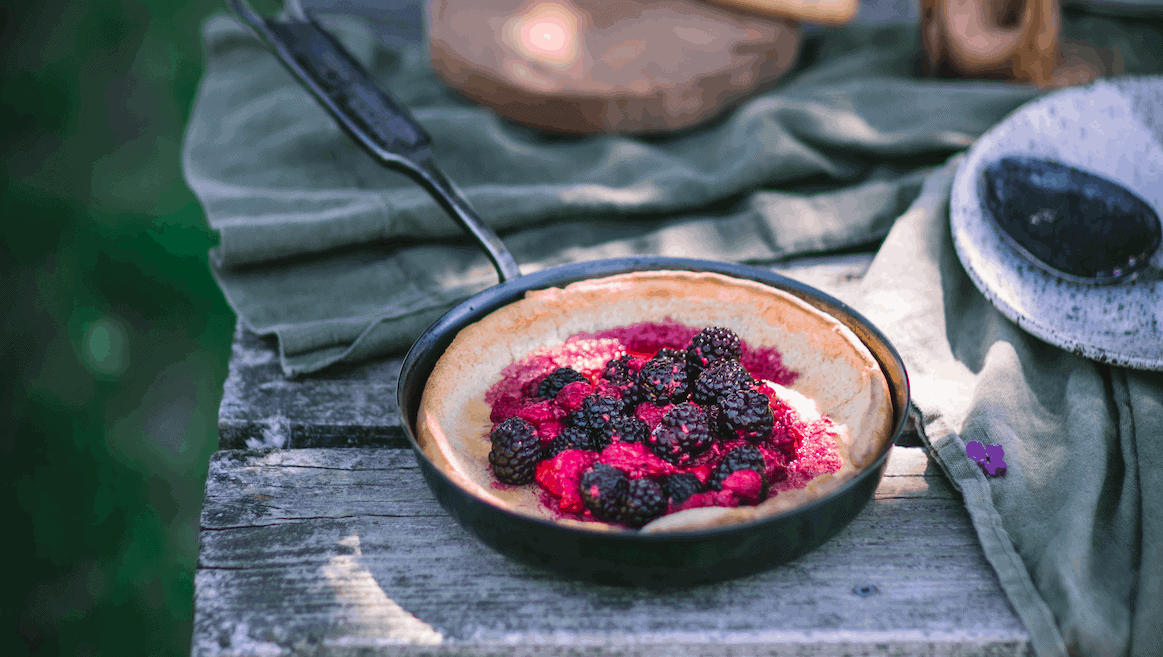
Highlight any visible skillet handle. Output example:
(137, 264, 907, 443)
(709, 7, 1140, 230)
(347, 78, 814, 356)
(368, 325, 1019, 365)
(226, 0, 522, 283)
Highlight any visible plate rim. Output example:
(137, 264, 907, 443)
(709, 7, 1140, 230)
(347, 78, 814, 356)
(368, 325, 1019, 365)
(949, 75, 1163, 371)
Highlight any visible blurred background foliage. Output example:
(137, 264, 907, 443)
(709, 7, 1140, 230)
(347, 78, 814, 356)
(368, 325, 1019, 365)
(3, 0, 235, 654)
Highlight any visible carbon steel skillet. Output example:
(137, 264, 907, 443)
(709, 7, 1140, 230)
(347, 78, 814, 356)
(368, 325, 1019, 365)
(228, 0, 911, 586)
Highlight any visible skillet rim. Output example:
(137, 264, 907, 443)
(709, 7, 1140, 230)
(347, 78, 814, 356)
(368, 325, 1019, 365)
(397, 256, 910, 544)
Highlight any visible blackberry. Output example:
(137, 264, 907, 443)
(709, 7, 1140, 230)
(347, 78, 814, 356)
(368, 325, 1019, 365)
(579, 463, 628, 522)
(601, 355, 637, 388)
(704, 404, 723, 440)
(616, 478, 667, 528)
(594, 415, 650, 448)
(719, 388, 774, 443)
(636, 357, 689, 405)
(567, 394, 626, 434)
(600, 354, 639, 401)
(658, 473, 704, 506)
(535, 367, 587, 399)
(542, 425, 595, 459)
(651, 347, 686, 363)
(647, 402, 714, 466)
(691, 358, 755, 406)
(488, 417, 543, 485)
(686, 327, 742, 374)
(707, 444, 767, 493)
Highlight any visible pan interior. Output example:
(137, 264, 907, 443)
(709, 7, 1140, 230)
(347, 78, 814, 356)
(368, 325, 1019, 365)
(414, 270, 895, 534)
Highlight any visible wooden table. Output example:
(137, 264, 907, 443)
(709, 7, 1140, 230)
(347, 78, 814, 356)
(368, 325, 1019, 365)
(193, 253, 1033, 656)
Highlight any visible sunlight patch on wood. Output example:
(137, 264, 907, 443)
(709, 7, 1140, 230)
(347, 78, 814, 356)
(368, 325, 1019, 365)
(320, 535, 443, 646)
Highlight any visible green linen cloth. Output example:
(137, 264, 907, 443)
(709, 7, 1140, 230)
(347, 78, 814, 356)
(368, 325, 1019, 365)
(859, 156, 1163, 657)
(183, 11, 1162, 376)
(182, 7, 1163, 657)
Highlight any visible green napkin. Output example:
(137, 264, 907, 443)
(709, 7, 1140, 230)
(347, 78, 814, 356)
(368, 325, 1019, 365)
(858, 155, 1163, 657)
(183, 13, 1039, 376)
(183, 12, 1161, 377)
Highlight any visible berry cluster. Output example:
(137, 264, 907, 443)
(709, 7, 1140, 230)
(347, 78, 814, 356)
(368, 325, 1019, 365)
(579, 463, 667, 528)
(487, 326, 800, 529)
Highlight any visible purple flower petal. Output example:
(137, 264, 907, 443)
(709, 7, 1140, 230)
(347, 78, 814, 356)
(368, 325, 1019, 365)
(984, 460, 1007, 476)
(965, 441, 988, 463)
(982, 445, 1006, 476)
(966, 441, 1007, 477)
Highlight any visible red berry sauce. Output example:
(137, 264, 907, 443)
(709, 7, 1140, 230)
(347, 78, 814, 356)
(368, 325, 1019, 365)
(483, 320, 842, 525)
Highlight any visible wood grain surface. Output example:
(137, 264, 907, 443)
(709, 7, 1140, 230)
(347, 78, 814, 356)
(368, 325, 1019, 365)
(194, 447, 1030, 656)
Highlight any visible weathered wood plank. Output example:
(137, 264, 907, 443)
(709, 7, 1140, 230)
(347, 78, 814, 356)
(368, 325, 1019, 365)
(192, 446, 1030, 657)
(216, 254, 880, 451)
(217, 328, 409, 450)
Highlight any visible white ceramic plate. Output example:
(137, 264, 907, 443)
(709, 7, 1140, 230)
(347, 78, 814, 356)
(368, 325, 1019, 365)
(950, 75, 1163, 371)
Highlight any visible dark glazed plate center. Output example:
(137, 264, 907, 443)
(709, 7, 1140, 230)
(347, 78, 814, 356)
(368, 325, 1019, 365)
(981, 156, 1162, 283)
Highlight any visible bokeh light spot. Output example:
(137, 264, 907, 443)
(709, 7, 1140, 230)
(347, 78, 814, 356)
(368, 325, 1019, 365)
(84, 317, 129, 375)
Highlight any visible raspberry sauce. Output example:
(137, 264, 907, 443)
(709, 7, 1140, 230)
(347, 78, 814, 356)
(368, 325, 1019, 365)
(483, 320, 841, 525)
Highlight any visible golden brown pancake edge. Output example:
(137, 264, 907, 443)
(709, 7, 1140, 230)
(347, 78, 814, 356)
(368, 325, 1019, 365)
(415, 270, 894, 533)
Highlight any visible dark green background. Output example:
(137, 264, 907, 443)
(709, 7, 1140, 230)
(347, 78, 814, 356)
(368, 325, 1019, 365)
(3, 0, 234, 654)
